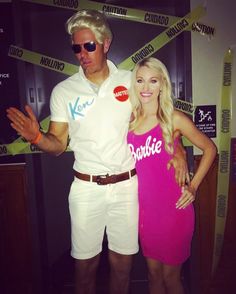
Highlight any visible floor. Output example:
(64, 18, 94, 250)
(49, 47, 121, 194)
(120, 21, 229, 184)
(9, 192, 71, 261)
(50, 244, 191, 294)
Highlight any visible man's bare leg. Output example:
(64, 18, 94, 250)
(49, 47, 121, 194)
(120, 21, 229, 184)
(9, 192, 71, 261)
(74, 254, 100, 294)
(109, 250, 133, 294)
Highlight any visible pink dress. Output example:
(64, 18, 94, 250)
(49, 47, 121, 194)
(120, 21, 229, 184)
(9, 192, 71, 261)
(127, 124, 194, 265)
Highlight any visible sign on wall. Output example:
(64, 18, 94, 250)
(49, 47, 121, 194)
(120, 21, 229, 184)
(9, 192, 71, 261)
(194, 105, 216, 138)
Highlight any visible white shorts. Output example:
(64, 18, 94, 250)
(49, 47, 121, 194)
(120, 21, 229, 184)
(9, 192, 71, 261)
(69, 175, 139, 260)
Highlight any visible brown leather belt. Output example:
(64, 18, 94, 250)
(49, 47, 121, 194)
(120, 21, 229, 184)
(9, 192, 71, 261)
(74, 168, 136, 185)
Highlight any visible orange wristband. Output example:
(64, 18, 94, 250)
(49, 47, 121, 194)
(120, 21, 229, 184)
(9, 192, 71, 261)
(29, 131, 42, 145)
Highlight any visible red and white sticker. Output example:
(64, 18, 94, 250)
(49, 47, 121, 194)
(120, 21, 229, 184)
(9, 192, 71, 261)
(113, 85, 129, 102)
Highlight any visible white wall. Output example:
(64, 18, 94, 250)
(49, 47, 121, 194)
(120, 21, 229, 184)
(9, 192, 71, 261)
(191, 0, 236, 150)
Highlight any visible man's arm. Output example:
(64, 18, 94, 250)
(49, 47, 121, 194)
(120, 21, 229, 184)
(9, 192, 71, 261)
(6, 104, 68, 156)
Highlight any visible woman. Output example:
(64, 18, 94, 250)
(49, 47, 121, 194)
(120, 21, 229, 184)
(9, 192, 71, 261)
(127, 57, 217, 294)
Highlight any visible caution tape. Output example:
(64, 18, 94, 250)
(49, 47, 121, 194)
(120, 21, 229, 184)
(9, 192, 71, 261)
(118, 5, 205, 70)
(0, 113, 71, 156)
(23, 0, 215, 37)
(8, 45, 78, 76)
(173, 98, 195, 116)
(212, 48, 233, 274)
(0, 144, 11, 156)
(2, 3, 204, 156)
(1, 91, 195, 157)
(191, 21, 215, 37)
(0, 116, 50, 156)
(8, 5, 205, 73)
(173, 98, 195, 147)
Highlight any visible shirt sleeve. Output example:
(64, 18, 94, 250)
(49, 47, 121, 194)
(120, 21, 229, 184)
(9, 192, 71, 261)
(50, 85, 69, 123)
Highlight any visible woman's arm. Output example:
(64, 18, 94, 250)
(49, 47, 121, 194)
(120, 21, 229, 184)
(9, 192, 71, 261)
(173, 110, 217, 209)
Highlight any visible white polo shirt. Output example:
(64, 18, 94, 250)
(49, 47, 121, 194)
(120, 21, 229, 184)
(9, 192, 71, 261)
(50, 60, 134, 174)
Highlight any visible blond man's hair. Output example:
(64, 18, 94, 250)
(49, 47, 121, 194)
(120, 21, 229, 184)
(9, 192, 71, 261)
(66, 9, 113, 44)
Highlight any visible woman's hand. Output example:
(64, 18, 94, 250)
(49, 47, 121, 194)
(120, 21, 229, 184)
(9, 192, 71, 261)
(176, 185, 196, 209)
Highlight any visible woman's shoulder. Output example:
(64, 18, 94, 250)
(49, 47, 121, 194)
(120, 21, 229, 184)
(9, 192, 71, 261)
(173, 109, 185, 119)
(172, 109, 190, 124)
(172, 109, 194, 134)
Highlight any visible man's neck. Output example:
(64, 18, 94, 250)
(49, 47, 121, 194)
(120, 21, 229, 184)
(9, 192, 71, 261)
(86, 64, 110, 86)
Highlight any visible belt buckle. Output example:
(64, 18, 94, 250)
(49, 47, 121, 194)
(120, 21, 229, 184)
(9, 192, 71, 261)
(96, 173, 109, 185)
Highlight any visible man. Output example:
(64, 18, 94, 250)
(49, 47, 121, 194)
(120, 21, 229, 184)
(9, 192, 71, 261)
(7, 10, 188, 294)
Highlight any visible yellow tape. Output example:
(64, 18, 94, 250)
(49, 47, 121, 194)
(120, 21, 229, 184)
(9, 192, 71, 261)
(0, 144, 11, 156)
(23, 0, 215, 37)
(2, 3, 203, 156)
(212, 48, 233, 274)
(8, 5, 205, 74)
(22, 0, 79, 10)
(173, 98, 195, 147)
(3, 116, 50, 156)
(8, 45, 78, 76)
(118, 5, 205, 70)
(4, 140, 71, 156)
(191, 21, 215, 37)
(173, 98, 195, 116)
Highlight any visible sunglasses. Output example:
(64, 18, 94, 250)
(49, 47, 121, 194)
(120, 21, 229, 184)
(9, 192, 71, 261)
(72, 41, 97, 54)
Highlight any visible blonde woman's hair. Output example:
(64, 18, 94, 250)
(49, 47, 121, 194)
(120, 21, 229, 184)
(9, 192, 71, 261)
(66, 9, 113, 44)
(129, 57, 174, 154)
